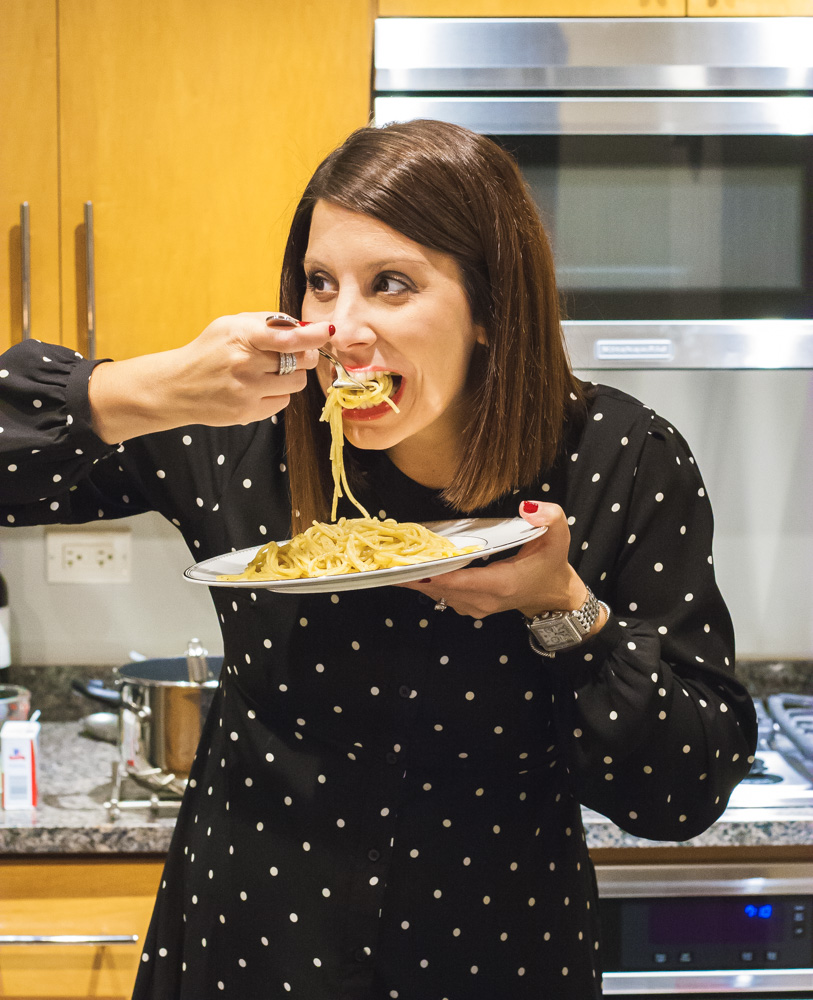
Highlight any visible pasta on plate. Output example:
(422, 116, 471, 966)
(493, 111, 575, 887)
(218, 374, 483, 582)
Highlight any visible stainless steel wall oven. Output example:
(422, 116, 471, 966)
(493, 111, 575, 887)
(595, 862, 813, 997)
(374, 17, 813, 369)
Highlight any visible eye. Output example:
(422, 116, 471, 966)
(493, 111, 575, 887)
(374, 273, 412, 295)
(305, 270, 336, 296)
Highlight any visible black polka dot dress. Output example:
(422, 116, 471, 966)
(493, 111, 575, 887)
(0, 341, 758, 1000)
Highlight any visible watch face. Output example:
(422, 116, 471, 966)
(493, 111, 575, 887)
(530, 615, 584, 651)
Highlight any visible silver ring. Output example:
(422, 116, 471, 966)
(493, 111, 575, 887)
(277, 352, 297, 376)
(434, 598, 448, 612)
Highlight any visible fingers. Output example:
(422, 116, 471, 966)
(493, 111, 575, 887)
(241, 312, 332, 365)
(518, 499, 561, 528)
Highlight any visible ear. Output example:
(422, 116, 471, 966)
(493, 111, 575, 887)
(474, 323, 488, 347)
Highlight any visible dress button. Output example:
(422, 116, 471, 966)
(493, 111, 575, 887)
(398, 685, 411, 698)
(386, 751, 399, 764)
(367, 848, 381, 862)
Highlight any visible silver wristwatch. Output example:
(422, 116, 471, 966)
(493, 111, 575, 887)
(524, 587, 604, 657)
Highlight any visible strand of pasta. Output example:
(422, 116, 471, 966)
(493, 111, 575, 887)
(318, 375, 399, 520)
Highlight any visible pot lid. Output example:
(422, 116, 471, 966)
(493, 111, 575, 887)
(116, 657, 221, 688)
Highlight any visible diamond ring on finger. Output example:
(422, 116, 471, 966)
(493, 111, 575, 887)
(277, 352, 297, 376)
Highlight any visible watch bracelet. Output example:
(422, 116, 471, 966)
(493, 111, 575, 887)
(525, 595, 610, 659)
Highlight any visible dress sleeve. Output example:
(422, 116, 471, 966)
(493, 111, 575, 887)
(0, 340, 156, 525)
(551, 415, 758, 841)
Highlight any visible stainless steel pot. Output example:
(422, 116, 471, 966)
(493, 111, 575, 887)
(0, 684, 31, 725)
(72, 648, 221, 796)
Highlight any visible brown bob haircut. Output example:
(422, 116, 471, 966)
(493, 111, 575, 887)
(280, 119, 584, 533)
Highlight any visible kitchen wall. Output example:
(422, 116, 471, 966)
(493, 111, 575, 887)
(0, 368, 810, 666)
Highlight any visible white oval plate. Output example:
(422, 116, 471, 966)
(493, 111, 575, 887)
(183, 517, 546, 594)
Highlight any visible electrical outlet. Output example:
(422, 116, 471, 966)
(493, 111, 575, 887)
(46, 529, 131, 584)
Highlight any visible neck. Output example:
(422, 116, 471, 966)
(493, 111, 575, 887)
(386, 414, 466, 490)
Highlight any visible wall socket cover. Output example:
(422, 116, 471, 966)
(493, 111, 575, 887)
(46, 529, 132, 584)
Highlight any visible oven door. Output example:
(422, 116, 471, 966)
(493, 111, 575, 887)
(595, 863, 813, 997)
(374, 95, 813, 368)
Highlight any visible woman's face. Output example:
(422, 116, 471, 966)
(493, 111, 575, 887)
(303, 200, 486, 466)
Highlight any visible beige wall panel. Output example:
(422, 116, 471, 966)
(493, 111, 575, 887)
(688, 0, 813, 12)
(379, 0, 687, 15)
(58, 0, 375, 360)
(0, 1, 60, 353)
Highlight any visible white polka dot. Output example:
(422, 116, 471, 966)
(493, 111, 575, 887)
(654, 562, 663, 572)
(156, 470, 166, 478)
(182, 435, 192, 445)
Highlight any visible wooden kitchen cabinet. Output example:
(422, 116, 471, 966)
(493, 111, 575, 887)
(0, 1, 60, 354)
(379, 1, 688, 16)
(0, 856, 163, 998)
(2, 0, 374, 362)
(688, 0, 813, 12)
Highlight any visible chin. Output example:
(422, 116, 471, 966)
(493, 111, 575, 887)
(342, 421, 406, 452)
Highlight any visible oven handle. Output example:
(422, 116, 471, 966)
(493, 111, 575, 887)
(603, 967, 813, 995)
(374, 96, 813, 137)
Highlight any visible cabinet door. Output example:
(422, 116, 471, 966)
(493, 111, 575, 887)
(0, 857, 163, 998)
(379, 1, 687, 15)
(688, 0, 813, 11)
(57, 0, 374, 361)
(0, 0, 60, 354)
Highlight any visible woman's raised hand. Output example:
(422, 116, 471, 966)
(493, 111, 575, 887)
(399, 500, 595, 624)
(89, 312, 330, 444)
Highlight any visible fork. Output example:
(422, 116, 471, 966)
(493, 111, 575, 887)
(317, 348, 368, 389)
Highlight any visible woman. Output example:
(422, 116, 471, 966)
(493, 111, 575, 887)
(0, 120, 756, 999)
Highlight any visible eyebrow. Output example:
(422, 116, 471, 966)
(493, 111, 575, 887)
(302, 256, 429, 271)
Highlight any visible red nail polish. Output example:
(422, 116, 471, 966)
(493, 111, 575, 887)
(522, 501, 539, 513)
(298, 321, 312, 327)
(419, 577, 432, 583)
(328, 324, 336, 336)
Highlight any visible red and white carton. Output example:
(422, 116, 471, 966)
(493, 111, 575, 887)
(1, 719, 40, 810)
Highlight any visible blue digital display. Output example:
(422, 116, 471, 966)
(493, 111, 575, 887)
(647, 898, 785, 945)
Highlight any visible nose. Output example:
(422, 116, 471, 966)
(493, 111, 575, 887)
(328, 288, 376, 365)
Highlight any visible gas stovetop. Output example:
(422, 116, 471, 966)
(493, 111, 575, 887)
(727, 694, 813, 809)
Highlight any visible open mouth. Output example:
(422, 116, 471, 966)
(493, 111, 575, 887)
(343, 371, 404, 407)
(338, 370, 406, 420)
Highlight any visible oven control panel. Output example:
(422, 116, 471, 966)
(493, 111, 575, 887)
(600, 895, 812, 973)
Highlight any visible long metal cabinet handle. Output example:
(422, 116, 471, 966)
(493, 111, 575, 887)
(84, 200, 96, 360)
(0, 934, 139, 945)
(20, 202, 31, 339)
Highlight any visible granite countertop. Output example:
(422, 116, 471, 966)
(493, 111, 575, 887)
(1, 721, 812, 855)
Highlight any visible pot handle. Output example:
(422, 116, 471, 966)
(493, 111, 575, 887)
(71, 678, 122, 707)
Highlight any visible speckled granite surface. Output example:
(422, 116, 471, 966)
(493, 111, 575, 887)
(0, 722, 178, 854)
(1, 722, 811, 855)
